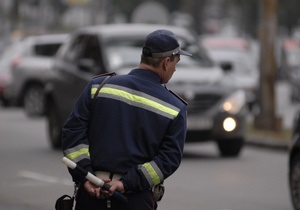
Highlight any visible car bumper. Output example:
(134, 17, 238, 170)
(185, 111, 246, 142)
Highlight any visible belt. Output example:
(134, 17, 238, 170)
(95, 171, 123, 181)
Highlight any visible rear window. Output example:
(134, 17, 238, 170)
(34, 43, 62, 57)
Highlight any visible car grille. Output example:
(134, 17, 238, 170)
(181, 94, 223, 114)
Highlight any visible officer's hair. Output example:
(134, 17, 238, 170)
(141, 55, 175, 68)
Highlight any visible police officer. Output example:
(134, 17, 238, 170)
(62, 29, 191, 210)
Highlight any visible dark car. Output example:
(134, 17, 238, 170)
(289, 110, 300, 210)
(45, 23, 247, 157)
(4, 34, 67, 116)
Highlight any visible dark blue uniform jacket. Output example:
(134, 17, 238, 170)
(62, 68, 187, 192)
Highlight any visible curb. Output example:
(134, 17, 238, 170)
(245, 137, 290, 152)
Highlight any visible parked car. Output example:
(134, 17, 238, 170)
(4, 34, 67, 116)
(0, 42, 23, 106)
(288, 66, 300, 102)
(280, 39, 300, 102)
(279, 38, 300, 82)
(45, 23, 247, 157)
(201, 36, 259, 111)
(289, 110, 300, 210)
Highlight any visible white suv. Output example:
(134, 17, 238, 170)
(4, 34, 67, 116)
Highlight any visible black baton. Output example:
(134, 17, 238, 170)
(62, 157, 128, 203)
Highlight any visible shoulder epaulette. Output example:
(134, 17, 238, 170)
(166, 87, 187, 105)
(92, 72, 116, 79)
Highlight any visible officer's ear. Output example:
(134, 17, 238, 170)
(162, 57, 170, 71)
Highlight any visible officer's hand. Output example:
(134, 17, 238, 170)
(107, 180, 125, 196)
(84, 180, 100, 197)
(84, 179, 110, 199)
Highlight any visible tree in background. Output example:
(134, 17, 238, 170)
(227, 0, 300, 38)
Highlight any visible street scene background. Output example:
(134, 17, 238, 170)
(1, 0, 300, 209)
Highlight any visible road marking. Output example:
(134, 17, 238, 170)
(18, 170, 73, 186)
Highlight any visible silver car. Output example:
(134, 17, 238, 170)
(4, 33, 67, 116)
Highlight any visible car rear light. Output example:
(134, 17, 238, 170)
(0, 71, 12, 86)
(11, 56, 22, 69)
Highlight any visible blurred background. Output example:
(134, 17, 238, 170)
(1, 0, 300, 40)
(2, 0, 300, 131)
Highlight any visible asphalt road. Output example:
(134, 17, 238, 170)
(0, 108, 293, 210)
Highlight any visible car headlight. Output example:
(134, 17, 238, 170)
(223, 117, 237, 132)
(221, 89, 246, 114)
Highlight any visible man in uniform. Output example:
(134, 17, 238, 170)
(62, 29, 191, 210)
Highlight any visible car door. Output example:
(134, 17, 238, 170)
(52, 33, 105, 121)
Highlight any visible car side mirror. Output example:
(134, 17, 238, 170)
(220, 62, 233, 73)
(78, 58, 97, 73)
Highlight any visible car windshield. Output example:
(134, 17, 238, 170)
(104, 36, 214, 72)
(208, 49, 257, 74)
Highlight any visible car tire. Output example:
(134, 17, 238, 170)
(216, 138, 244, 157)
(23, 85, 45, 116)
(290, 154, 300, 210)
(0, 98, 10, 107)
(46, 101, 62, 149)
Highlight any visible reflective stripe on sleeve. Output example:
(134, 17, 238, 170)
(139, 161, 164, 186)
(63, 144, 90, 163)
(97, 84, 180, 120)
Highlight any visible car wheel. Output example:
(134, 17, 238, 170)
(216, 138, 244, 157)
(46, 101, 62, 149)
(0, 98, 9, 107)
(290, 154, 300, 210)
(23, 85, 45, 116)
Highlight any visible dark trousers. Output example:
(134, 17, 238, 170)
(75, 185, 157, 210)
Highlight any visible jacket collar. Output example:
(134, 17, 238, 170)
(128, 68, 161, 84)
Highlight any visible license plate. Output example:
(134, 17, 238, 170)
(187, 117, 213, 130)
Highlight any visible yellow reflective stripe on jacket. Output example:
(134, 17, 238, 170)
(63, 144, 90, 163)
(140, 161, 164, 186)
(97, 84, 180, 119)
